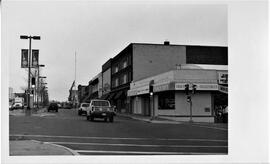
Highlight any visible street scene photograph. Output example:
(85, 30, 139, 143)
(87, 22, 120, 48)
(9, 0, 270, 163)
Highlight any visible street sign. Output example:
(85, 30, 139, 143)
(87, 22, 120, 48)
(21, 49, 28, 68)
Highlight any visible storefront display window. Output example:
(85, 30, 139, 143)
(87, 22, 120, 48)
(158, 91, 175, 109)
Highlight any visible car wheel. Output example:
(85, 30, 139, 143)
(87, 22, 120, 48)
(86, 115, 90, 121)
(104, 118, 107, 122)
(109, 116, 114, 122)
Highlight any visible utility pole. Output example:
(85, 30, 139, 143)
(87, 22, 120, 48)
(185, 83, 197, 122)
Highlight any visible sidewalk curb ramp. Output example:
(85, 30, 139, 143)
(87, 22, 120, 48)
(35, 140, 80, 155)
(9, 140, 79, 156)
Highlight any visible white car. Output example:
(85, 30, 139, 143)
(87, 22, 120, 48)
(78, 103, 90, 115)
(86, 99, 115, 122)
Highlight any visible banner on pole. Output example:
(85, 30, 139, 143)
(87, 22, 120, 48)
(21, 49, 29, 68)
(32, 49, 39, 67)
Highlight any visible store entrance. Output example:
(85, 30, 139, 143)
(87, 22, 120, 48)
(142, 96, 150, 116)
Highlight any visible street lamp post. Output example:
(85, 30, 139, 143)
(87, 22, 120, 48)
(37, 72, 46, 109)
(20, 35, 40, 110)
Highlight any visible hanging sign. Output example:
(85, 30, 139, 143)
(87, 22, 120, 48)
(21, 49, 29, 68)
(32, 49, 39, 67)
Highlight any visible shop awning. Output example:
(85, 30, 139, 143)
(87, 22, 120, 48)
(100, 94, 109, 100)
(114, 91, 123, 99)
(108, 92, 116, 100)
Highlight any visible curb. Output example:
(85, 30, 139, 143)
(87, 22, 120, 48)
(117, 114, 180, 124)
(31, 140, 79, 155)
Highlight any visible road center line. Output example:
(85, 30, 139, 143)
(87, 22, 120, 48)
(10, 134, 228, 142)
(50, 141, 228, 148)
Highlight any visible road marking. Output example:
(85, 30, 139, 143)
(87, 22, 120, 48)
(50, 141, 228, 148)
(74, 150, 227, 155)
(10, 134, 228, 142)
(188, 124, 228, 131)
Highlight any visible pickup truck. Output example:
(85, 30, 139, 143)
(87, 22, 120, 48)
(86, 99, 114, 122)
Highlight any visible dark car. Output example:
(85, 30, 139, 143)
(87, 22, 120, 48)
(48, 103, 59, 112)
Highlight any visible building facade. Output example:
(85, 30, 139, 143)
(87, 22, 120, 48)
(109, 42, 227, 114)
(101, 59, 112, 100)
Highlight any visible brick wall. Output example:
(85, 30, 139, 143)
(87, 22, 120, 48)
(133, 44, 186, 81)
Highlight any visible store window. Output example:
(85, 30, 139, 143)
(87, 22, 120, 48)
(158, 91, 175, 110)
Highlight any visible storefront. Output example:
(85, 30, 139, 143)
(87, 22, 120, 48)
(127, 65, 228, 122)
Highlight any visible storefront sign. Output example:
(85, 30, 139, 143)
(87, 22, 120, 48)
(218, 72, 228, 85)
(154, 84, 169, 92)
(218, 85, 228, 94)
(127, 90, 137, 96)
(128, 86, 149, 96)
(175, 83, 218, 91)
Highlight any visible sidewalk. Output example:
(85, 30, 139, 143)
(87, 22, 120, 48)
(9, 107, 55, 117)
(10, 140, 78, 156)
(117, 113, 228, 129)
(10, 136, 78, 156)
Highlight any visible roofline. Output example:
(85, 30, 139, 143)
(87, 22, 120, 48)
(111, 42, 227, 63)
(130, 42, 227, 48)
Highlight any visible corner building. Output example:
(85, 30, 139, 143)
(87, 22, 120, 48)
(109, 42, 227, 114)
(128, 65, 228, 123)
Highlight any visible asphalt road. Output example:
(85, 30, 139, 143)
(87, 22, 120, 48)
(10, 108, 228, 155)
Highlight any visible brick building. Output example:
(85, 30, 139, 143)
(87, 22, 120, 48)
(108, 42, 227, 114)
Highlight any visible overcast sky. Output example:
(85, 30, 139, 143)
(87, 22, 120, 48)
(4, 1, 227, 101)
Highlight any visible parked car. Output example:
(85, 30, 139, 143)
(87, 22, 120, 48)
(48, 103, 59, 112)
(12, 103, 24, 109)
(78, 103, 90, 115)
(86, 99, 114, 122)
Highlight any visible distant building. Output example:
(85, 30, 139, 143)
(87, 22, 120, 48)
(82, 73, 101, 102)
(77, 85, 87, 104)
(9, 87, 15, 99)
(68, 81, 78, 107)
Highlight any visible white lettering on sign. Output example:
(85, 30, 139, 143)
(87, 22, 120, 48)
(175, 83, 218, 91)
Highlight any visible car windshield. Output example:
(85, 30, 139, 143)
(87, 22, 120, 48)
(82, 103, 89, 107)
(92, 101, 109, 107)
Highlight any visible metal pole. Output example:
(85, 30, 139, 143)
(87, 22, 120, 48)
(37, 67, 39, 108)
(27, 37, 32, 110)
(34, 70, 37, 108)
(190, 97, 193, 122)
